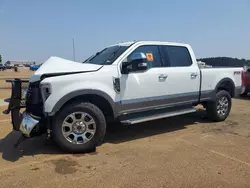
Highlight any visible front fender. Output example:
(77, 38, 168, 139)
(43, 81, 118, 116)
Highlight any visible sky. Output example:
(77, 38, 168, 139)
(0, 0, 249, 64)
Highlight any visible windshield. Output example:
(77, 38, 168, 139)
(83, 45, 129, 65)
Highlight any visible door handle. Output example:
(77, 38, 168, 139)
(159, 74, 168, 79)
(191, 73, 198, 78)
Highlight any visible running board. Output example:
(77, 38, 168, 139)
(120, 108, 196, 125)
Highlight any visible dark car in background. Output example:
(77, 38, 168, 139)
(24, 64, 31, 67)
(0, 64, 6, 71)
(30, 64, 41, 71)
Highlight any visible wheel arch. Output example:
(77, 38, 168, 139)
(215, 77, 236, 97)
(51, 89, 118, 119)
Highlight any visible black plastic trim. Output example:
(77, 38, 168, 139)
(3, 79, 29, 130)
(51, 89, 118, 118)
(215, 77, 236, 97)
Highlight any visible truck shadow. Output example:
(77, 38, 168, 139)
(0, 110, 210, 162)
(0, 131, 63, 162)
(235, 95, 250, 101)
(104, 110, 210, 144)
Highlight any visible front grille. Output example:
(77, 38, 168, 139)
(20, 81, 29, 106)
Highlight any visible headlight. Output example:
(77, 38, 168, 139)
(40, 83, 52, 101)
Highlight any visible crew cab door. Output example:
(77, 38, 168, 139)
(160, 45, 200, 104)
(118, 45, 171, 114)
(118, 44, 200, 114)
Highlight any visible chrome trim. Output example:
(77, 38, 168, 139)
(20, 112, 39, 137)
(121, 108, 196, 125)
(61, 112, 96, 145)
(217, 96, 228, 116)
(23, 88, 28, 100)
(241, 86, 246, 94)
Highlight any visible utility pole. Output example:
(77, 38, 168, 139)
(72, 37, 75, 61)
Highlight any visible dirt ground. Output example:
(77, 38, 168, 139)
(0, 69, 250, 188)
(0, 68, 32, 80)
(0, 90, 11, 99)
(0, 68, 32, 98)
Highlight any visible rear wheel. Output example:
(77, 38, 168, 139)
(206, 90, 232, 122)
(52, 102, 106, 153)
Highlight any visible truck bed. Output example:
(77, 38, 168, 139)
(200, 67, 243, 94)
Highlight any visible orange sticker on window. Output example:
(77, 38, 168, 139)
(146, 53, 154, 62)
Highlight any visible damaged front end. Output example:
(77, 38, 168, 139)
(3, 79, 47, 137)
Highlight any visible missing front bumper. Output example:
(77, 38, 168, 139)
(3, 79, 37, 135)
(3, 79, 46, 137)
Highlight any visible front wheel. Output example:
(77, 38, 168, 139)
(206, 90, 232, 122)
(52, 102, 106, 153)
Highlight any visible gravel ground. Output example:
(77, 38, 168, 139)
(0, 98, 250, 188)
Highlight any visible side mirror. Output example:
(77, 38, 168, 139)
(122, 52, 148, 74)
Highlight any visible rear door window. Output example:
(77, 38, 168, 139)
(162, 45, 192, 67)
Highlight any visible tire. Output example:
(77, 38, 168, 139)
(206, 90, 232, 122)
(52, 102, 106, 153)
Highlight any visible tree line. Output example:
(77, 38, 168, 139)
(197, 57, 250, 67)
(0, 55, 249, 67)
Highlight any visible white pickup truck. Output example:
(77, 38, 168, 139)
(4, 41, 243, 152)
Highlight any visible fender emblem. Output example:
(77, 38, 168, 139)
(234, 71, 241, 75)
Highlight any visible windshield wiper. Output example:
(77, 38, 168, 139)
(83, 52, 101, 63)
(104, 47, 121, 64)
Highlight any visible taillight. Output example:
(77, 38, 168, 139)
(242, 71, 246, 86)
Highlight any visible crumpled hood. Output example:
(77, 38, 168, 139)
(30, 56, 102, 82)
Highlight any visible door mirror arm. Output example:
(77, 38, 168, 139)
(121, 61, 131, 74)
(121, 52, 148, 74)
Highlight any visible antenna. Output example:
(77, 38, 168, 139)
(72, 37, 76, 61)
